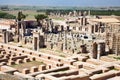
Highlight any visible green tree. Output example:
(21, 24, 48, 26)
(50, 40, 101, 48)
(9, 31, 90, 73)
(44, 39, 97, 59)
(0, 11, 16, 19)
(4, 14, 16, 19)
(17, 11, 26, 21)
(16, 11, 27, 35)
(34, 14, 48, 26)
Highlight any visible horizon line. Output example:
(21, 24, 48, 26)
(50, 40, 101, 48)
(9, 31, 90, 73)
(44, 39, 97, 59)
(0, 4, 120, 7)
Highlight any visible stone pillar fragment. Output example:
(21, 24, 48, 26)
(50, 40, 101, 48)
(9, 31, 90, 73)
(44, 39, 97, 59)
(31, 66, 38, 72)
(22, 68, 30, 74)
(92, 42, 98, 59)
(21, 21, 26, 38)
(39, 65, 46, 71)
(97, 44, 101, 60)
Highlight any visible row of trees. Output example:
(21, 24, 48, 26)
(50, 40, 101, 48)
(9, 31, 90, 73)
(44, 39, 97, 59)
(0, 11, 16, 19)
(17, 11, 48, 27)
(34, 14, 48, 26)
(0, 10, 48, 28)
(44, 9, 120, 16)
(90, 10, 120, 16)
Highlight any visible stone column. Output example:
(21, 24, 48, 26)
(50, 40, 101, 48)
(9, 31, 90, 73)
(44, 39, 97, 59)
(37, 36, 40, 51)
(91, 25, 94, 33)
(61, 25, 64, 31)
(105, 44, 110, 55)
(83, 11, 87, 16)
(85, 18, 87, 26)
(95, 24, 98, 32)
(80, 45, 87, 53)
(15, 21, 21, 42)
(33, 31, 40, 51)
(97, 43, 101, 60)
(81, 17, 87, 26)
(39, 35, 45, 48)
(116, 36, 119, 56)
(2, 30, 9, 43)
(54, 26, 58, 33)
(33, 37, 37, 50)
(6, 31, 9, 43)
(67, 26, 70, 31)
(81, 18, 83, 26)
(92, 42, 98, 59)
(50, 19, 54, 32)
(79, 11, 81, 16)
(73, 11, 77, 17)
(63, 31, 67, 50)
(88, 10, 91, 16)
(21, 21, 26, 39)
(16, 21, 20, 35)
(2, 30, 7, 43)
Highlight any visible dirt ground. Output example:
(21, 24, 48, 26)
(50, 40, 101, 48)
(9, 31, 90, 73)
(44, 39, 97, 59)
(10, 61, 45, 72)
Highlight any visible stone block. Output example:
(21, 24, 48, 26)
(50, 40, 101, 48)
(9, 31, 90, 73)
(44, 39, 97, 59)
(1, 51, 6, 55)
(31, 66, 38, 73)
(0, 55, 4, 58)
(16, 59, 23, 64)
(11, 55, 27, 61)
(3, 55, 9, 59)
(31, 57, 36, 61)
(0, 58, 8, 63)
(56, 63, 64, 67)
(23, 58, 31, 63)
(39, 65, 46, 71)
(90, 70, 116, 80)
(47, 64, 52, 69)
(22, 68, 30, 74)
(114, 64, 120, 70)
(0, 62, 7, 65)
(7, 60, 15, 65)
(115, 71, 120, 76)
(102, 68, 109, 73)
(10, 54, 16, 58)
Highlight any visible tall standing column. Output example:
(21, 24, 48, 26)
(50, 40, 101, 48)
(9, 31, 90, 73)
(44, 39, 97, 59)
(3, 30, 7, 43)
(97, 43, 101, 60)
(2, 30, 9, 44)
(37, 36, 40, 51)
(6, 31, 9, 43)
(16, 21, 20, 42)
(81, 18, 83, 26)
(21, 21, 26, 39)
(88, 10, 91, 16)
(84, 18, 87, 26)
(50, 19, 54, 32)
(33, 37, 37, 50)
(92, 42, 98, 59)
(16, 22, 20, 35)
(63, 31, 67, 50)
(105, 44, 110, 55)
(116, 36, 119, 56)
